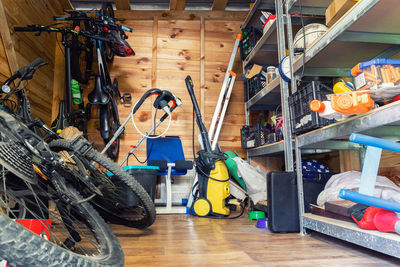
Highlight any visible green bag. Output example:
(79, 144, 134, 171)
(224, 151, 247, 190)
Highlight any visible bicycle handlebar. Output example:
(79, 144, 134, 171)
(53, 13, 133, 33)
(1, 58, 48, 93)
(14, 26, 41, 32)
(14, 25, 110, 42)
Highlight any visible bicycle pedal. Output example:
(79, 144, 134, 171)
(121, 93, 132, 106)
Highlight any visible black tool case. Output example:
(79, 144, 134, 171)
(266, 171, 333, 233)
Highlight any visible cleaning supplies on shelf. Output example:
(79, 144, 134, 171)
(309, 100, 347, 120)
(333, 81, 353, 94)
(330, 91, 374, 115)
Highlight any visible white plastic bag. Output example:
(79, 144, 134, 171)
(317, 171, 400, 206)
(233, 157, 267, 203)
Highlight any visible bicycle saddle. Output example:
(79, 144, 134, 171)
(88, 75, 110, 105)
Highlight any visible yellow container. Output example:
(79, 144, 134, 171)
(333, 81, 352, 94)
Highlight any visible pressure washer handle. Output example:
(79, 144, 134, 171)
(185, 75, 212, 153)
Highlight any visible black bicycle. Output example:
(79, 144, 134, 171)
(0, 58, 124, 266)
(53, 4, 135, 159)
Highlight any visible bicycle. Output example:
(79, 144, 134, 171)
(2, 56, 157, 229)
(0, 58, 124, 266)
(14, 15, 134, 160)
(53, 5, 135, 159)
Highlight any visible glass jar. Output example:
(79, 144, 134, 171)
(266, 66, 277, 84)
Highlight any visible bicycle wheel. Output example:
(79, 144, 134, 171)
(101, 2, 115, 63)
(49, 138, 156, 229)
(0, 168, 124, 266)
(104, 95, 120, 160)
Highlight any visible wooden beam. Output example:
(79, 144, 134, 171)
(151, 16, 158, 127)
(114, 0, 130, 10)
(200, 16, 205, 117)
(0, 0, 18, 73)
(212, 0, 228, 11)
(58, 0, 73, 10)
(152, 16, 158, 89)
(114, 10, 247, 21)
(170, 0, 186, 10)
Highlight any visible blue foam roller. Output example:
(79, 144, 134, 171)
(349, 133, 400, 153)
(339, 189, 400, 212)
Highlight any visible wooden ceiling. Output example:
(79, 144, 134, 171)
(70, 0, 252, 11)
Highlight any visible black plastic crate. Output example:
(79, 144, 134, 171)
(240, 27, 262, 61)
(247, 73, 266, 100)
(289, 81, 332, 135)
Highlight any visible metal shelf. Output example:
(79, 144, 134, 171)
(287, 0, 332, 15)
(247, 140, 286, 157)
(243, 20, 278, 67)
(292, 0, 400, 77)
(242, 0, 275, 30)
(248, 139, 362, 157)
(296, 101, 400, 148)
(303, 213, 400, 259)
(286, 1, 400, 256)
(245, 76, 280, 110)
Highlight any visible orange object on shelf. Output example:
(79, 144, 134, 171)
(310, 100, 326, 113)
(330, 92, 374, 115)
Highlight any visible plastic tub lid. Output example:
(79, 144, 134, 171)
(107, 165, 159, 176)
(123, 165, 160, 171)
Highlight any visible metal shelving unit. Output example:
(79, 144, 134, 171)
(284, 0, 400, 258)
(242, 0, 294, 168)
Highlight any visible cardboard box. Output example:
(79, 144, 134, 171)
(326, 0, 358, 27)
(245, 64, 262, 79)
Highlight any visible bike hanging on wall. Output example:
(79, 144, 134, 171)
(14, 4, 135, 159)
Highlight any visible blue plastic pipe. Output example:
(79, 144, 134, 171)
(339, 189, 400, 212)
(349, 133, 400, 153)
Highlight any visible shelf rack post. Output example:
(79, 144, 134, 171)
(275, 0, 294, 172)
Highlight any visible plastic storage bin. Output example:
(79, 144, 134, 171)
(121, 165, 159, 206)
(239, 27, 263, 61)
(289, 81, 332, 134)
(351, 58, 400, 100)
(247, 73, 267, 100)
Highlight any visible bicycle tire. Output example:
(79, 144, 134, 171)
(104, 93, 120, 159)
(49, 138, 156, 229)
(101, 3, 115, 63)
(0, 175, 124, 266)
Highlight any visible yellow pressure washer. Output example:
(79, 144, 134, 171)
(185, 76, 231, 217)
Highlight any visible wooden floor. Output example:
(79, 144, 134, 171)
(111, 214, 400, 266)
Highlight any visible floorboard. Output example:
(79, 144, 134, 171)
(111, 214, 400, 266)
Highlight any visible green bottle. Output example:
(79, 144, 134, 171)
(71, 79, 82, 105)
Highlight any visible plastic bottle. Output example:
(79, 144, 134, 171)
(310, 100, 346, 120)
(71, 79, 82, 105)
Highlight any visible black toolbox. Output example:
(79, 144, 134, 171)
(267, 171, 333, 233)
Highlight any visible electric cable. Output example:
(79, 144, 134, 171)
(131, 98, 172, 139)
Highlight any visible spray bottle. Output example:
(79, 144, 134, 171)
(310, 100, 347, 120)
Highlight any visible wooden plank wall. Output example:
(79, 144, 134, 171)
(0, 35, 10, 82)
(103, 17, 245, 163)
(0, 0, 64, 125)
